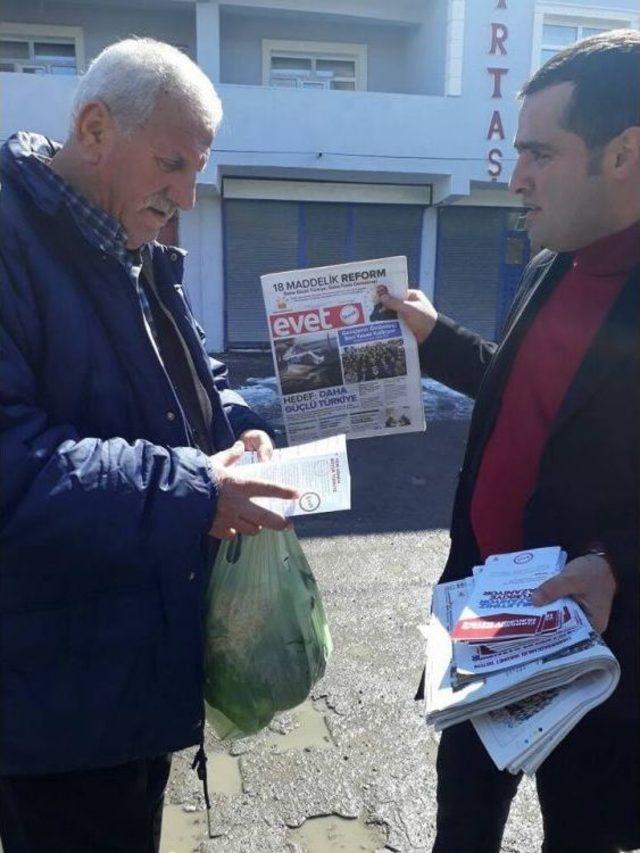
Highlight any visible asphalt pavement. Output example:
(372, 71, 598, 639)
(162, 352, 545, 853)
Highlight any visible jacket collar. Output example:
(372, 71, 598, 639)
(2, 132, 187, 270)
(1, 132, 64, 216)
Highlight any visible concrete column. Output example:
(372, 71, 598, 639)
(445, 0, 466, 96)
(196, 1, 220, 84)
(418, 207, 438, 300)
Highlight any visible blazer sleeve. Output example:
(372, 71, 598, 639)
(599, 529, 639, 593)
(418, 314, 498, 399)
(418, 250, 560, 399)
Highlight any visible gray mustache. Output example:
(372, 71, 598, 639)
(146, 195, 176, 217)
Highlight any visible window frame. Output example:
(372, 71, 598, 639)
(0, 22, 84, 75)
(262, 39, 367, 92)
(531, 3, 639, 73)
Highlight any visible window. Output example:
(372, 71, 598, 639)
(0, 25, 83, 74)
(262, 40, 366, 91)
(540, 22, 608, 64)
(531, 4, 639, 72)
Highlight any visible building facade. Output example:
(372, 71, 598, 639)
(2, 0, 638, 349)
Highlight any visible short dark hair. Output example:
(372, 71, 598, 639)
(520, 29, 640, 150)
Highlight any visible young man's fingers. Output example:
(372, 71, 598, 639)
(530, 574, 575, 606)
(378, 293, 404, 312)
(405, 289, 425, 302)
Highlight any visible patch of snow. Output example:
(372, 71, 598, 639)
(238, 377, 285, 433)
(422, 378, 474, 421)
(236, 376, 472, 429)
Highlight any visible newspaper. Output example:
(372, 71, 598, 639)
(238, 434, 350, 517)
(260, 256, 426, 444)
(424, 576, 620, 775)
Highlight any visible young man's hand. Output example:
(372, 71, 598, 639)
(531, 554, 617, 634)
(379, 289, 438, 344)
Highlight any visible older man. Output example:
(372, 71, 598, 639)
(383, 30, 640, 853)
(0, 39, 296, 852)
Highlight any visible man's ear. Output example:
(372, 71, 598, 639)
(606, 126, 640, 179)
(74, 101, 117, 165)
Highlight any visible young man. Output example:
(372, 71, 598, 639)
(382, 30, 639, 853)
(0, 39, 296, 851)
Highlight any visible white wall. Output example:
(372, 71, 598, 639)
(219, 7, 425, 94)
(418, 207, 438, 299)
(207, 84, 487, 193)
(1, 74, 76, 142)
(404, 1, 449, 96)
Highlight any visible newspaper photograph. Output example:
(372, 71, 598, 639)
(260, 256, 426, 444)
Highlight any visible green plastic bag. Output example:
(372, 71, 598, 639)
(203, 528, 332, 739)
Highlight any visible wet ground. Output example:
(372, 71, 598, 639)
(161, 352, 545, 853)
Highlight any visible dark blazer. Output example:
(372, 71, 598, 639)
(420, 250, 639, 716)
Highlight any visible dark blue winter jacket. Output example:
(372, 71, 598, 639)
(0, 133, 269, 774)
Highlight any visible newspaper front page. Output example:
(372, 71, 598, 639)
(260, 256, 426, 444)
(424, 578, 620, 774)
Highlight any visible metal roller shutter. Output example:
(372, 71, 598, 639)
(302, 202, 350, 268)
(434, 207, 504, 341)
(224, 200, 299, 346)
(351, 204, 423, 285)
(224, 198, 424, 346)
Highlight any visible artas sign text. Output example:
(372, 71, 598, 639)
(486, 0, 511, 181)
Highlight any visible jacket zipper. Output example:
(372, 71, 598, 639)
(118, 257, 193, 446)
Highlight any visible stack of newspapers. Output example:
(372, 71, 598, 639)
(424, 546, 620, 775)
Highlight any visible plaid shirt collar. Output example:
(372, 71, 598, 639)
(26, 141, 134, 270)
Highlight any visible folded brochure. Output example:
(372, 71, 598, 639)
(239, 434, 351, 517)
(451, 546, 569, 642)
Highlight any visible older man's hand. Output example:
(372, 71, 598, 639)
(239, 428, 274, 462)
(379, 288, 438, 344)
(531, 553, 617, 634)
(208, 441, 297, 539)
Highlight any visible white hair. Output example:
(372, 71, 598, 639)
(71, 38, 222, 135)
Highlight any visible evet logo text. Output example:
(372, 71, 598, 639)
(270, 304, 364, 338)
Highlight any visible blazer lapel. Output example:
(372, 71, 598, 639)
(550, 266, 640, 439)
(500, 253, 570, 352)
(464, 253, 572, 475)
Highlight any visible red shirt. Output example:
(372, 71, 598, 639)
(470, 222, 640, 560)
